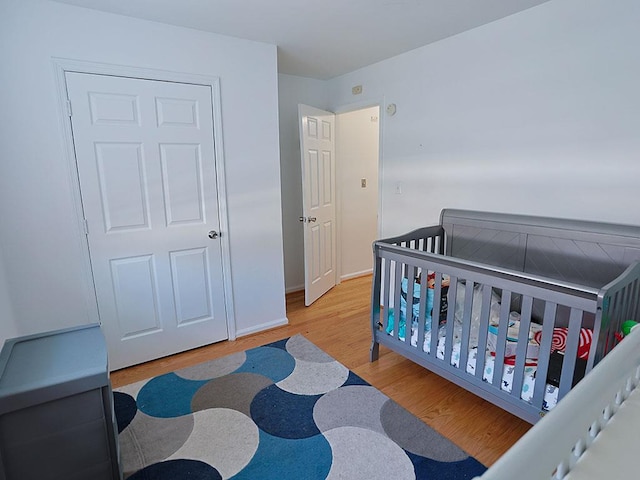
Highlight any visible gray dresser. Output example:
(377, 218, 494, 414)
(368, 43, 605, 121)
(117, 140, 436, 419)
(0, 324, 121, 480)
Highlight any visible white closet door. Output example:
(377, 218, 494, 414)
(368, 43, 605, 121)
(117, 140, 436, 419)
(66, 72, 228, 369)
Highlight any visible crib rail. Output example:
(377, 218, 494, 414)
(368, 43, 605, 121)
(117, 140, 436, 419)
(371, 236, 602, 423)
(594, 261, 640, 365)
(370, 226, 444, 359)
(477, 326, 640, 480)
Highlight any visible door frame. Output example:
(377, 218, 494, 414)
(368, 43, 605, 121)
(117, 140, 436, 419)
(333, 98, 385, 283)
(52, 57, 237, 340)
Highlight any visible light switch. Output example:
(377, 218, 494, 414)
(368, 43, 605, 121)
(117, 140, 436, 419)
(361, 178, 367, 188)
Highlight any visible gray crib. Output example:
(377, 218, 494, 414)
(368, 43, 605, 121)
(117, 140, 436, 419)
(370, 209, 640, 423)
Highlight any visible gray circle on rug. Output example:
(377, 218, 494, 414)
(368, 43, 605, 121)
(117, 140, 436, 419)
(175, 351, 247, 380)
(119, 410, 195, 474)
(380, 399, 469, 462)
(286, 335, 335, 363)
(324, 426, 415, 480)
(313, 385, 388, 435)
(191, 372, 273, 417)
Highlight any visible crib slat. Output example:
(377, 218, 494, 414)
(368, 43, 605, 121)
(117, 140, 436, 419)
(634, 279, 640, 319)
(393, 261, 402, 340)
(432, 274, 450, 357)
(622, 282, 632, 321)
(443, 277, 457, 364)
(617, 287, 627, 333)
(416, 270, 428, 353)
(511, 295, 534, 400)
(492, 290, 512, 388)
(475, 284, 492, 381)
(532, 302, 558, 409)
(422, 236, 429, 253)
(624, 279, 640, 324)
(630, 279, 640, 320)
(599, 291, 617, 358)
(558, 308, 584, 399)
(608, 290, 622, 349)
(458, 281, 475, 373)
(406, 265, 416, 336)
(429, 272, 443, 348)
(382, 259, 391, 333)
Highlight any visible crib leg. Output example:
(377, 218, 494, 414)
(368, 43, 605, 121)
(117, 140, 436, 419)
(370, 340, 380, 362)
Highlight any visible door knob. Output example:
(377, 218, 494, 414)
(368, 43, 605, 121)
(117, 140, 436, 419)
(307, 217, 317, 223)
(208, 230, 219, 239)
(299, 216, 317, 223)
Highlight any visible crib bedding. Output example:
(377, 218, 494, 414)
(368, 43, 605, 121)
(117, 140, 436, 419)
(388, 276, 561, 409)
(388, 320, 560, 410)
(413, 327, 559, 411)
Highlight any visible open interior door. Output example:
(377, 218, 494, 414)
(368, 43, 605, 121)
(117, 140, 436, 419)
(298, 104, 337, 306)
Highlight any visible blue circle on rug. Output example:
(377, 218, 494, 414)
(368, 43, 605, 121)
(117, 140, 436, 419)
(234, 347, 296, 382)
(127, 459, 222, 480)
(229, 430, 331, 480)
(342, 370, 370, 387)
(113, 391, 137, 433)
(136, 373, 208, 418)
(250, 384, 322, 439)
(263, 337, 290, 351)
(406, 450, 486, 479)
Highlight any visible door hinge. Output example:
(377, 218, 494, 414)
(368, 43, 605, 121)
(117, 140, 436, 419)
(83, 218, 89, 235)
(66, 99, 72, 117)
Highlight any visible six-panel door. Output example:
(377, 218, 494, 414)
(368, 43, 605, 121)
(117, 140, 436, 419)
(66, 72, 228, 369)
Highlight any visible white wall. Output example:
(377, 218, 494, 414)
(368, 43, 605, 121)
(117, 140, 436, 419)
(278, 74, 329, 292)
(0, 0, 286, 339)
(336, 106, 380, 279)
(327, 0, 640, 237)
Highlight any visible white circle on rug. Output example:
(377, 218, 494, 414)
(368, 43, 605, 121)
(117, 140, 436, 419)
(167, 408, 259, 479)
(277, 358, 349, 395)
(324, 426, 415, 480)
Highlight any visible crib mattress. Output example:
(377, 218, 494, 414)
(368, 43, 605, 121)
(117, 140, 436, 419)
(406, 327, 560, 411)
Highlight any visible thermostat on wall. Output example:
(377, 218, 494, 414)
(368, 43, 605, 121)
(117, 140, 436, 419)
(386, 103, 396, 116)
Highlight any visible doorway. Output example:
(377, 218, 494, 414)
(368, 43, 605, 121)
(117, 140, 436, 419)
(297, 103, 380, 305)
(336, 106, 380, 282)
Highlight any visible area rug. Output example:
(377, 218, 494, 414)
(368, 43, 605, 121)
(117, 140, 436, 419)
(113, 335, 486, 479)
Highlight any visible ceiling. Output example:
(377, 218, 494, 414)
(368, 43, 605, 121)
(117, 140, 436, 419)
(51, 0, 552, 80)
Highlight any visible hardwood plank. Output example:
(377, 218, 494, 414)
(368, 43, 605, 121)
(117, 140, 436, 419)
(110, 275, 530, 466)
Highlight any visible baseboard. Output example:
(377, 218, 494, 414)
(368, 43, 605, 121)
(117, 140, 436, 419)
(235, 317, 289, 338)
(285, 272, 370, 294)
(340, 269, 373, 281)
(285, 284, 305, 294)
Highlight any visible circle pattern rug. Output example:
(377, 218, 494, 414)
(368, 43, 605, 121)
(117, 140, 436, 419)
(114, 335, 486, 479)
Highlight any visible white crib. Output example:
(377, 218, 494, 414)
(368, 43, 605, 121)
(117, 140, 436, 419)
(476, 325, 640, 479)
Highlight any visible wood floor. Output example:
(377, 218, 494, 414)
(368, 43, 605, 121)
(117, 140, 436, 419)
(110, 275, 531, 466)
